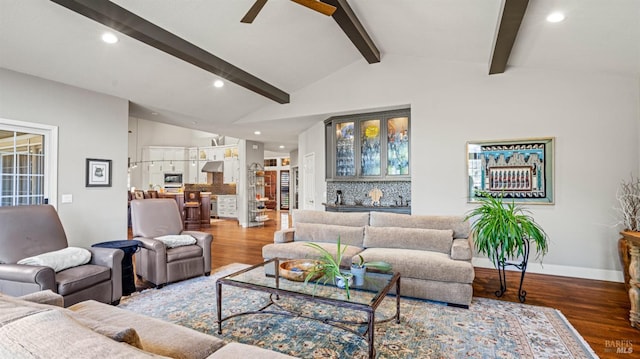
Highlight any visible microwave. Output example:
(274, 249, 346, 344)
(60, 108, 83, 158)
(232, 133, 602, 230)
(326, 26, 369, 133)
(164, 173, 183, 187)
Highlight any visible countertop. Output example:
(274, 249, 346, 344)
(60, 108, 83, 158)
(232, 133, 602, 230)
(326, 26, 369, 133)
(322, 203, 411, 214)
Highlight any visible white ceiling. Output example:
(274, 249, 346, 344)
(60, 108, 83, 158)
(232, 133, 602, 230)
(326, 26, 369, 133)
(1, 0, 638, 151)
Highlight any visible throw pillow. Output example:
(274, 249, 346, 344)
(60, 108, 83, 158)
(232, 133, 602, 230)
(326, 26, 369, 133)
(154, 234, 196, 248)
(17, 247, 91, 272)
(294, 223, 365, 247)
(364, 226, 454, 254)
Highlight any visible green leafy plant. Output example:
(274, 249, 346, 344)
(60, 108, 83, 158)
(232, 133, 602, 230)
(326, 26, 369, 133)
(465, 192, 548, 267)
(304, 236, 352, 299)
(352, 254, 392, 272)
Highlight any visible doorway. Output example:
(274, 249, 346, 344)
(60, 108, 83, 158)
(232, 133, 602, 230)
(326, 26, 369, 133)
(303, 153, 315, 209)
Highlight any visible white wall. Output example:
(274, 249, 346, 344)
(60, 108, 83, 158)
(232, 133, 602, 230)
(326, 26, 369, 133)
(249, 54, 640, 281)
(0, 68, 129, 248)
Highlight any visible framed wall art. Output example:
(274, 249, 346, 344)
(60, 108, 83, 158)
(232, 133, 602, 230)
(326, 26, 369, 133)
(466, 137, 554, 204)
(86, 158, 112, 187)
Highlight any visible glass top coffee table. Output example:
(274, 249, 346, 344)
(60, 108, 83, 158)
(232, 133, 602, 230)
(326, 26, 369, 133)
(216, 257, 401, 358)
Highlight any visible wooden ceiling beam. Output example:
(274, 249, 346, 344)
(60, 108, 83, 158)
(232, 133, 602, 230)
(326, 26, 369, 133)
(489, 0, 529, 74)
(50, 0, 290, 104)
(324, 0, 380, 64)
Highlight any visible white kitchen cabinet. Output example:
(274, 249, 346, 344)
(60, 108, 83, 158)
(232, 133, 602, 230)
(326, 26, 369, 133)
(216, 195, 237, 218)
(223, 158, 239, 184)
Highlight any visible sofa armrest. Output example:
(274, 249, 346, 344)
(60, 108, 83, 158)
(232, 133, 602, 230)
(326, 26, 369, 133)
(88, 247, 124, 303)
(451, 238, 473, 261)
(182, 230, 213, 273)
(0, 263, 56, 291)
(18, 289, 64, 307)
(274, 228, 295, 243)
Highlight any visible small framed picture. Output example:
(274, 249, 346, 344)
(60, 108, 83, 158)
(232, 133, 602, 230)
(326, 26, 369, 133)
(86, 158, 112, 187)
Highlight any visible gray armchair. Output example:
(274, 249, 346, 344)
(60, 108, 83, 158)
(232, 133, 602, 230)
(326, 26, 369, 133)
(0, 205, 123, 307)
(130, 199, 212, 288)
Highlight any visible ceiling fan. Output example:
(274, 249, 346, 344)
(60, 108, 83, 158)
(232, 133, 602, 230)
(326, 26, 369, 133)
(241, 0, 337, 23)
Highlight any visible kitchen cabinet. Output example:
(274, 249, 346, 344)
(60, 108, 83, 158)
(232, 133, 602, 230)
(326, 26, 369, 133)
(325, 109, 410, 181)
(223, 158, 239, 184)
(217, 195, 237, 218)
(142, 147, 186, 189)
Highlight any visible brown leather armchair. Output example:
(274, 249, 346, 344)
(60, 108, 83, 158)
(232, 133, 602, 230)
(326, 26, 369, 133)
(130, 199, 212, 288)
(0, 205, 123, 307)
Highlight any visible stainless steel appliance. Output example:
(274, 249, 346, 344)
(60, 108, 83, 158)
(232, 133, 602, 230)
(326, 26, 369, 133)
(163, 173, 183, 189)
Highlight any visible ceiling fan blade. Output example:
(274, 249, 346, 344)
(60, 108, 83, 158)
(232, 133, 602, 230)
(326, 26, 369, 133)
(291, 0, 337, 16)
(241, 0, 268, 23)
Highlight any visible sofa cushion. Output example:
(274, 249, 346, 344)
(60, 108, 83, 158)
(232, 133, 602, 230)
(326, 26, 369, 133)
(262, 242, 363, 268)
(0, 308, 165, 358)
(294, 223, 365, 247)
(71, 300, 225, 359)
(356, 248, 474, 284)
(292, 209, 370, 227)
(167, 244, 203, 262)
(17, 247, 91, 272)
(56, 264, 111, 296)
(369, 212, 470, 239)
(363, 226, 453, 254)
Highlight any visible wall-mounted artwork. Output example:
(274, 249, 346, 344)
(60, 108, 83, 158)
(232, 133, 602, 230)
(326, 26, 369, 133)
(467, 138, 554, 204)
(86, 158, 112, 187)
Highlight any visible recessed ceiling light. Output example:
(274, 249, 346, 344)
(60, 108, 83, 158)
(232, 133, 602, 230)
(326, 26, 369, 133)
(213, 80, 224, 88)
(254, 131, 261, 135)
(279, 145, 285, 149)
(101, 32, 119, 44)
(151, 112, 158, 116)
(546, 12, 565, 23)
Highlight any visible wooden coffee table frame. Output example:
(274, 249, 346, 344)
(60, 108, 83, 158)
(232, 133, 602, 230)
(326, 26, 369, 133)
(216, 258, 401, 358)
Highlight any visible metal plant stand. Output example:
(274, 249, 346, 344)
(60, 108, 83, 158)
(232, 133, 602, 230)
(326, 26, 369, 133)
(494, 239, 530, 303)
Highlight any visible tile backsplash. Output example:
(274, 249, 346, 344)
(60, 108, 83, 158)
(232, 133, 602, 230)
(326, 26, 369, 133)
(326, 181, 411, 207)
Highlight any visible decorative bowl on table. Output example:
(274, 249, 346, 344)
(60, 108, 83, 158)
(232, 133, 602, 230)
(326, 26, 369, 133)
(279, 259, 323, 282)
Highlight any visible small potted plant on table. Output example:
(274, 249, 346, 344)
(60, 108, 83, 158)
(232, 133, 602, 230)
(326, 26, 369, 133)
(351, 254, 392, 286)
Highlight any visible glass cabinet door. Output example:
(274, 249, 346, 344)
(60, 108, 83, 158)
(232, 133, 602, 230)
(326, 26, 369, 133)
(360, 119, 381, 176)
(387, 116, 409, 175)
(335, 122, 355, 177)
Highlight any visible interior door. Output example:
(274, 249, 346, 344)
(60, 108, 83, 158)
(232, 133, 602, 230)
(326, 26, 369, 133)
(303, 153, 315, 209)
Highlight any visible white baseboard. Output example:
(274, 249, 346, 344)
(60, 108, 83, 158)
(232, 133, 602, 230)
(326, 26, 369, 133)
(472, 257, 624, 283)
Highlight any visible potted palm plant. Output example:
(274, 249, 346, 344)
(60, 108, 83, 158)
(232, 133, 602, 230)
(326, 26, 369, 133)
(465, 192, 548, 301)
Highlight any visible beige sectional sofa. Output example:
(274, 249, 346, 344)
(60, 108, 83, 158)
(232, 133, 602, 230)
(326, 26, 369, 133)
(262, 210, 475, 307)
(0, 290, 296, 359)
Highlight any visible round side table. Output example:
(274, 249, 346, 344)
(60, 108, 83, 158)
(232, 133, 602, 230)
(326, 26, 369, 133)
(92, 240, 142, 296)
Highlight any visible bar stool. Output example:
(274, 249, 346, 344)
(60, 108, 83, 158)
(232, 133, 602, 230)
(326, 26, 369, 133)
(183, 191, 201, 230)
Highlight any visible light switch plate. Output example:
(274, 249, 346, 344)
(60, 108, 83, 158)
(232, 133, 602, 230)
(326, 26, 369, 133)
(61, 194, 73, 203)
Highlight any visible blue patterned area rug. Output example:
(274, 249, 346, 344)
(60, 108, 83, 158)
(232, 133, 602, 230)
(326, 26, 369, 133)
(119, 263, 597, 359)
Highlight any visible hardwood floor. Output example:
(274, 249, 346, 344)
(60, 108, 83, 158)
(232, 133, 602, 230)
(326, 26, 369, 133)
(133, 211, 640, 358)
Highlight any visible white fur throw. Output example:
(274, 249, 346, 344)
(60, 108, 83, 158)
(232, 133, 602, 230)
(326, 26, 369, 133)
(17, 247, 91, 272)
(154, 234, 196, 248)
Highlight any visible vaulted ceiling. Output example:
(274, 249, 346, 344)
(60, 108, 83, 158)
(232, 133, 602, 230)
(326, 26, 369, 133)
(1, 0, 638, 151)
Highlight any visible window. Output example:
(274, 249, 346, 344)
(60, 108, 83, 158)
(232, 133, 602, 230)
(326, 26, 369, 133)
(0, 119, 58, 207)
